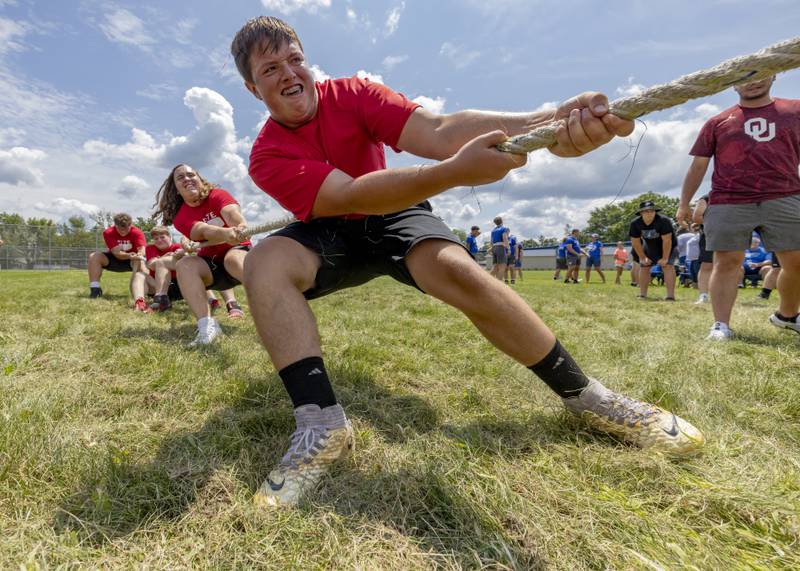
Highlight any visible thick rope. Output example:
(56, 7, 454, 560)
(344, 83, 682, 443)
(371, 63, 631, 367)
(498, 36, 800, 154)
(192, 216, 295, 249)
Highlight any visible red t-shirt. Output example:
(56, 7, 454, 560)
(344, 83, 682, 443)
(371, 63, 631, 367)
(103, 225, 146, 258)
(172, 188, 250, 259)
(689, 98, 800, 204)
(249, 76, 420, 222)
(145, 242, 181, 277)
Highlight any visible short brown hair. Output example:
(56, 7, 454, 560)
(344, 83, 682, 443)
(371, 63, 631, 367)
(493, 216, 503, 226)
(113, 213, 132, 227)
(150, 225, 170, 237)
(230, 16, 303, 84)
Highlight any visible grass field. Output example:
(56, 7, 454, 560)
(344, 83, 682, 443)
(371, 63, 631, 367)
(0, 269, 798, 570)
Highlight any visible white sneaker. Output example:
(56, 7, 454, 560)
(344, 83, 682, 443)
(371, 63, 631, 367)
(694, 294, 709, 305)
(189, 318, 222, 346)
(769, 312, 800, 335)
(706, 322, 732, 341)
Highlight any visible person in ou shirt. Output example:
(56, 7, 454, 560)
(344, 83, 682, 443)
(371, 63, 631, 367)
(465, 225, 480, 261)
(230, 16, 703, 508)
(677, 75, 800, 340)
(564, 228, 584, 284)
(613, 241, 629, 285)
(629, 200, 678, 301)
(553, 237, 568, 280)
(152, 164, 250, 346)
(583, 233, 606, 284)
(505, 233, 518, 284)
(87, 212, 150, 311)
(143, 225, 226, 313)
(739, 236, 772, 287)
(489, 217, 510, 281)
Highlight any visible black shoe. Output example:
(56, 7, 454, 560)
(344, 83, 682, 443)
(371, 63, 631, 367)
(89, 287, 103, 299)
(757, 291, 771, 300)
(149, 294, 171, 312)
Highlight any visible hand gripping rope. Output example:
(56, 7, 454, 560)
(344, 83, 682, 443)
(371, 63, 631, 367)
(194, 36, 800, 243)
(498, 35, 800, 154)
(190, 216, 296, 250)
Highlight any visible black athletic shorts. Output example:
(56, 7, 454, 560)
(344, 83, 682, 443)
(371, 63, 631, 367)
(167, 281, 183, 301)
(270, 201, 464, 300)
(771, 251, 781, 268)
(698, 232, 714, 263)
(103, 252, 133, 272)
(201, 245, 250, 292)
(631, 249, 639, 264)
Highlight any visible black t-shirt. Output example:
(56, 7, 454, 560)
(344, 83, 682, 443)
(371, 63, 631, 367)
(629, 213, 676, 257)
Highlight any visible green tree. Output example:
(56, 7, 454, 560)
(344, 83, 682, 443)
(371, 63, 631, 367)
(584, 192, 680, 242)
(451, 228, 467, 243)
(0, 213, 56, 268)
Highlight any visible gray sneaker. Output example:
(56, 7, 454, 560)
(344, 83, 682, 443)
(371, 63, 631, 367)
(254, 404, 354, 507)
(562, 379, 705, 456)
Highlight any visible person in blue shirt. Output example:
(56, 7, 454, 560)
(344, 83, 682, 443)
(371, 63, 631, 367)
(553, 237, 568, 280)
(584, 233, 606, 284)
(739, 236, 772, 287)
(505, 234, 518, 284)
(465, 225, 480, 260)
(564, 228, 584, 284)
(490, 216, 510, 281)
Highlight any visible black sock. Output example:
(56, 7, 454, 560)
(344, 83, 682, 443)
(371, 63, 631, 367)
(528, 340, 590, 398)
(776, 312, 799, 322)
(760, 288, 772, 297)
(279, 356, 337, 409)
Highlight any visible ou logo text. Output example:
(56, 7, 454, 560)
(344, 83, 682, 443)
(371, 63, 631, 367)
(743, 117, 776, 142)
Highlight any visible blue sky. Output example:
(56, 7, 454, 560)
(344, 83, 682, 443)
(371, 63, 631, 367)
(1, 0, 799, 243)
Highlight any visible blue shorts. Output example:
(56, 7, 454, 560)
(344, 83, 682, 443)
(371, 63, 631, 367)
(586, 257, 602, 268)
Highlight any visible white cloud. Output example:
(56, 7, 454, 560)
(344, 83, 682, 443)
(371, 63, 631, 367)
(116, 174, 150, 198)
(382, 54, 408, 70)
(310, 64, 331, 82)
(0, 146, 45, 185)
(385, 2, 405, 36)
(616, 76, 646, 98)
(260, 0, 332, 14)
(0, 16, 28, 55)
(99, 8, 155, 51)
(33, 197, 100, 220)
(0, 127, 25, 146)
(440, 42, 481, 70)
(356, 69, 384, 84)
(83, 87, 249, 193)
(173, 19, 198, 45)
(136, 83, 179, 102)
(346, 7, 357, 23)
(413, 95, 446, 115)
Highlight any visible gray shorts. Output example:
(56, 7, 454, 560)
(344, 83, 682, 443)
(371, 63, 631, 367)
(566, 254, 581, 267)
(492, 244, 507, 265)
(556, 258, 568, 270)
(704, 194, 800, 252)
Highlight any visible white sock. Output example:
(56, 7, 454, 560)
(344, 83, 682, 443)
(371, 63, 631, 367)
(90, 281, 100, 288)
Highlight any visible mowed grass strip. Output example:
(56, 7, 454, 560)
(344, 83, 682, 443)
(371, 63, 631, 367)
(0, 270, 798, 570)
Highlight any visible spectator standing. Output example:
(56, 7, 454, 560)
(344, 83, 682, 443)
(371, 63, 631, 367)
(553, 237, 568, 280)
(613, 241, 629, 285)
(564, 228, 583, 284)
(465, 226, 480, 260)
(490, 217, 510, 282)
(584, 233, 606, 283)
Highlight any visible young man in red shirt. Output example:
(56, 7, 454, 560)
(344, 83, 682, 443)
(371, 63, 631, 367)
(677, 75, 800, 340)
(231, 16, 705, 507)
(87, 212, 150, 312)
(152, 165, 250, 345)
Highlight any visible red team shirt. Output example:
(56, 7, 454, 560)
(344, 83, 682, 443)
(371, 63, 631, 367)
(145, 242, 182, 277)
(249, 76, 420, 222)
(103, 225, 146, 257)
(172, 188, 250, 259)
(690, 98, 800, 205)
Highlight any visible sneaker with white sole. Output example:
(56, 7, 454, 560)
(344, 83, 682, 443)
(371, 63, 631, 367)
(254, 404, 354, 507)
(706, 321, 733, 341)
(694, 294, 709, 305)
(562, 379, 705, 456)
(769, 312, 800, 335)
(188, 318, 222, 347)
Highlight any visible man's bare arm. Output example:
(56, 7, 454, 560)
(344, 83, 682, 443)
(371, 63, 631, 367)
(677, 156, 711, 225)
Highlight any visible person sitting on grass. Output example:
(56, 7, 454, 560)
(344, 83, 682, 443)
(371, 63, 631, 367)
(144, 225, 233, 314)
(87, 212, 151, 312)
(152, 164, 249, 346)
(613, 241, 628, 285)
(583, 233, 606, 284)
(630, 201, 678, 301)
(230, 15, 705, 508)
(758, 253, 781, 300)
